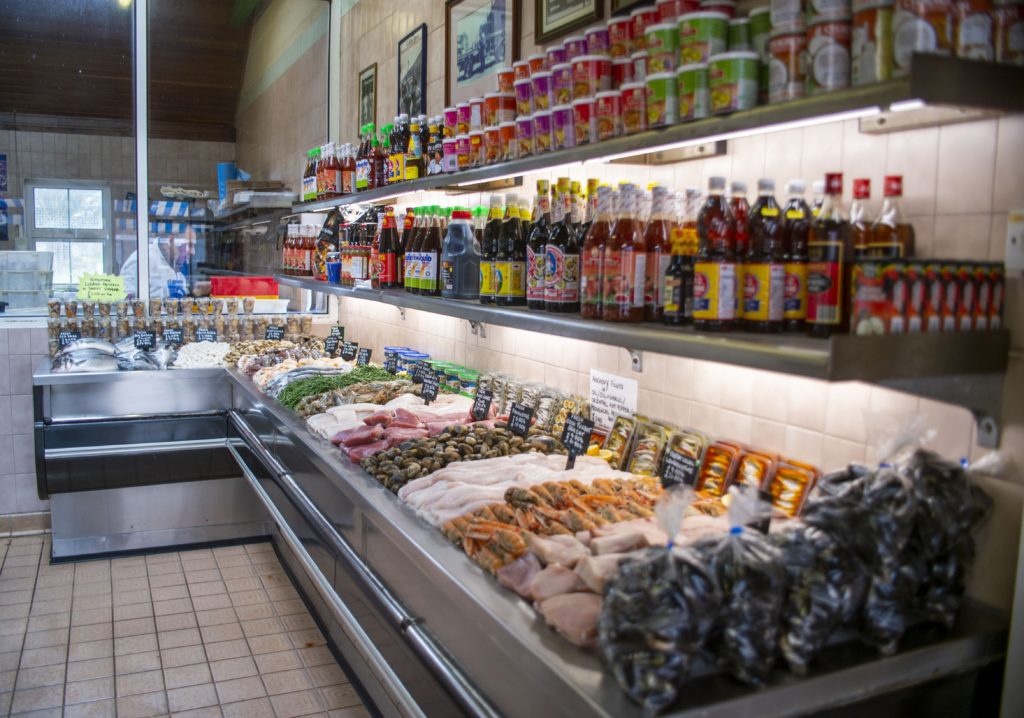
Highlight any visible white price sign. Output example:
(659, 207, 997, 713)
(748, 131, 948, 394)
(589, 369, 638, 432)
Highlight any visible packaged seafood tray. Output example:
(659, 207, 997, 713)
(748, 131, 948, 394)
(0, 270, 53, 291)
(0, 250, 53, 271)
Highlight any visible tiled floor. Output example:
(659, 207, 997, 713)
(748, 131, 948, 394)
(0, 534, 371, 718)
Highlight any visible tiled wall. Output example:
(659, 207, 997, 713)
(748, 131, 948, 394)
(0, 326, 50, 518)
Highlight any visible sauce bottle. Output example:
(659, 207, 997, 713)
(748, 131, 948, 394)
(301, 149, 315, 202)
(340, 143, 355, 196)
(693, 176, 737, 332)
(850, 178, 873, 257)
(807, 173, 853, 337)
(870, 175, 915, 258)
(398, 206, 413, 286)
(664, 190, 700, 326)
(378, 207, 400, 288)
(782, 180, 811, 332)
(480, 196, 503, 305)
(496, 195, 527, 306)
(405, 120, 424, 181)
(404, 207, 423, 293)
(441, 208, 481, 299)
(744, 179, 785, 332)
(315, 144, 325, 200)
(581, 178, 599, 237)
(369, 129, 384, 190)
(519, 196, 532, 241)
(420, 206, 442, 296)
(380, 127, 392, 187)
(527, 179, 551, 311)
(603, 185, 647, 322)
(729, 181, 749, 322)
(581, 185, 611, 320)
(810, 180, 825, 218)
(643, 184, 673, 322)
(393, 115, 409, 182)
(546, 177, 581, 313)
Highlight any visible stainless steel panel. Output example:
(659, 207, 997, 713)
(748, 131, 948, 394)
(50, 477, 269, 559)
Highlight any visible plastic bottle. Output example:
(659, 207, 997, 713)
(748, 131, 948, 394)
(693, 176, 737, 332)
(301, 150, 315, 202)
(810, 179, 825, 218)
(664, 190, 699, 326)
(441, 208, 481, 299)
(527, 179, 551, 311)
(480, 196, 503, 305)
(406, 120, 424, 181)
(730, 181, 749, 321)
(496, 195, 526, 306)
(420, 206, 442, 296)
(782, 180, 811, 332)
(850, 178, 874, 257)
(603, 185, 647, 322)
(546, 177, 581, 313)
(744, 179, 785, 332)
(377, 207, 400, 288)
(807, 173, 853, 337)
(398, 206, 414, 284)
(644, 184, 673, 322)
(404, 207, 423, 293)
(581, 185, 612, 320)
(369, 128, 384, 190)
(870, 175, 915, 257)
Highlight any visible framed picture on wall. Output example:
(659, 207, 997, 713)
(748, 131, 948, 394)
(398, 24, 427, 117)
(359, 63, 377, 129)
(445, 0, 521, 107)
(535, 0, 602, 44)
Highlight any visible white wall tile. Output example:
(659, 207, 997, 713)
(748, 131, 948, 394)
(993, 116, 1024, 213)
(886, 126, 939, 216)
(785, 376, 828, 431)
(935, 119, 997, 215)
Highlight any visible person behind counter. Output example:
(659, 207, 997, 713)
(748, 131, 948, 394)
(119, 234, 194, 299)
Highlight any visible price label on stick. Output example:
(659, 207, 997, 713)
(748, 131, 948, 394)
(420, 371, 440, 404)
(561, 414, 595, 470)
(329, 325, 344, 340)
(661, 449, 699, 489)
(58, 330, 81, 348)
(162, 328, 183, 345)
(356, 347, 372, 366)
(265, 325, 285, 341)
(324, 335, 340, 357)
(133, 330, 156, 351)
(340, 341, 358, 361)
(471, 388, 493, 421)
(196, 328, 218, 343)
(508, 402, 534, 438)
(412, 361, 427, 384)
(385, 354, 398, 374)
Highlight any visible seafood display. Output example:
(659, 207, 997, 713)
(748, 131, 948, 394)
(172, 341, 232, 368)
(276, 365, 394, 409)
(295, 379, 422, 418)
(51, 338, 178, 373)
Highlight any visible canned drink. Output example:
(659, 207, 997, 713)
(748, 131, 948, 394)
(632, 6, 661, 48)
(893, 0, 955, 77)
(679, 11, 731, 63)
(646, 71, 680, 125)
(609, 16, 635, 56)
(496, 67, 515, 92)
(646, 22, 681, 71)
(572, 97, 598, 145)
(551, 62, 573, 105)
(677, 62, 710, 119)
(564, 35, 589, 59)
(533, 111, 554, 153)
(572, 54, 612, 99)
(586, 24, 612, 54)
(552, 104, 576, 149)
(514, 78, 534, 116)
(516, 115, 535, 156)
(499, 121, 517, 160)
(852, 0, 894, 84)
(708, 51, 760, 112)
(729, 18, 753, 49)
(595, 90, 623, 140)
(621, 82, 649, 133)
(532, 71, 554, 111)
(807, 17, 852, 94)
(769, 30, 808, 101)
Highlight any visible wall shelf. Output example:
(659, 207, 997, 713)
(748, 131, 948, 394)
(292, 55, 1024, 213)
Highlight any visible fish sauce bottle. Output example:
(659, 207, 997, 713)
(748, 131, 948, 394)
(744, 179, 785, 332)
(730, 181, 749, 322)
(377, 207, 400, 288)
(782, 180, 810, 331)
(527, 179, 550, 311)
(850, 178, 874, 258)
(420, 206, 442, 296)
(580, 185, 611, 320)
(479, 196, 503, 305)
(644, 184, 673, 322)
(546, 177, 581, 313)
(664, 189, 700, 326)
(870, 175, 915, 258)
(496, 195, 527, 306)
(807, 173, 853, 337)
(602, 184, 647, 322)
(693, 176, 737, 332)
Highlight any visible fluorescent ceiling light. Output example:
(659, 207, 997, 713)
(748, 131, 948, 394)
(889, 99, 927, 112)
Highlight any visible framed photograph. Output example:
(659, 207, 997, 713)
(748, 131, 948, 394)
(358, 63, 377, 128)
(535, 0, 603, 44)
(610, 0, 644, 12)
(446, 0, 521, 107)
(398, 24, 427, 117)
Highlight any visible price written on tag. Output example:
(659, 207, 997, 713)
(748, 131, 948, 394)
(561, 414, 595, 470)
(471, 388, 493, 421)
(385, 354, 398, 374)
(324, 336, 340, 357)
(196, 328, 218, 343)
(420, 371, 440, 404)
(508, 402, 534, 438)
(265, 325, 285, 341)
(329, 325, 344, 340)
(162, 328, 183, 345)
(356, 347, 372, 366)
(133, 330, 156, 351)
(411, 361, 427, 384)
(58, 330, 81, 348)
(661, 449, 699, 489)
(340, 341, 358, 361)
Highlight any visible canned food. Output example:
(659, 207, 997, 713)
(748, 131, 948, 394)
(595, 90, 623, 140)
(609, 16, 635, 56)
(442, 137, 457, 173)
(646, 22, 681, 71)
(497, 93, 516, 123)
(532, 71, 554, 111)
(852, 1, 894, 84)
(468, 129, 484, 167)
(533, 111, 554, 153)
(657, 0, 685, 20)
(443, 106, 458, 137)
(496, 67, 515, 92)
(729, 18, 752, 49)
(513, 60, 532, 80)
(514, 78, 534, 116)
(469, 97, 484, 131)
(677, 62, 710, 119)
(572, 54, 612, 98)
(768, 30, 808, 101)
(456, 133, 470, 170)
(700, 0, 738, 16)
(456, 102, 471, 135)
(551, 62, 574, 105)
(552, 104, 576, 149)
(994, 0, 1023, 64)
(772, 0, 807, 32)
(679, 11, 731, 63)
(586, 24, 611, 55)
(893, 0, 955, 76)
(516, 115, 535, 156)
(632, 50, 650, 80)
(572, 97, 598, 145)
(807, 18, 851, 94)
(547, 45, 568, 67)
(621, 82, 649, 133)
(632, 6, 661, 48)
(613, 57, 636, 85)
(646, 71, 680, 125)
(564, 35, 589, 59)
(483, 92, 499, 126)
(807, 0, 853, 22)
(499, 121, 517, 160)
(955, 0, 995, 60)
(708, 50, 760, 112)
(484, 126, 500, 164)
(528, 53, 547, 74)
(750, 5, 774, 55)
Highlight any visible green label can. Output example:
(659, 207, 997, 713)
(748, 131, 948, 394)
(708, 51, 760, 113)
(645, 22, 680, 72)
(645, 71, 680, 126)
(750, 5, 773, 56)
(676, 63, 710, 120)
(728, 18, 752, 50)
(678, 11, 730, 64)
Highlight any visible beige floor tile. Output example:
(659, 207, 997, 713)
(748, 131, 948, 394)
(0, 635, 21, 653)
(115, 669, 164, 697)
(196, 608, 237, 628)
(215, 555, 251, 569)
(161, 644, 207, 669)
(296, 646, 334, 668)
(155, 598, 194, 617)
(15, 663, 66, 690)
(224, 577, 262, 593)
(173, 705, 223, 718)
(111, 564, 147, 580)
(114, 633, 158, 656)
(192, 595, 232, 611)
(266, 587, 300, 602)
(306, 664, 345, 688)
(63, 697, 117, 718)
(0, 669, 13, 692)
(0, 578, 35, 592)
(270, 688, 325, 718)
(64, 676, 115, 705)
(0, 591, 32, 607)
(10, 684, 64, 713)
(254, 650, 302, 675)
(328, 707, 370, 718)
(35, 573, 73, 588)
(30, 598, 72, 617)
(27, 613, 70, 633)
(281, 614, 317, 632)
(113, 602, 155, 621)
(185, 569, 221, 585)
(23, 627, 68, 650)
(115, 651, 161, 675)
(148, 572, 186, 589)
(146, 562, 183, 577)
(209, 656, 257, 683)
(262, 668, 312, 696)
(67, 657, 114, 683)
(156, 612, 198, 633)
(116, 690, 168, 718)
(318, 684, 361, 710)
(200, 623, 244, 644)
(289, 630, 326, 649)
(70, 623, 113, 644)
(214, 675, 266, 704)
(167, 682, 219, 713)
(20, 645, 68, 668)
(233, 604, 275, 622)
(158, 628, 201, 650)
(247, 634, 293, 655)
(228, 590, 269, 607)
(221, 696, 275, 718)
(242, 618, 284, 638)
(113, 617, 155, 639)
(190, 581, 227, 598)
(152, 584, 190, 602)
(219, 565, 255, 580)
(144, 551, 180, 564)
(112, 590, 151, 607)
(33, 586, 72, 602)
(212, 546, 247, 557)
(181, 559, 218, 573)
(0, 617, 29, 636)
(273, 600, 308, 617)
(72, 594, 112, 612)
(112, 577, 148, 593)
(164, 663, 212, 690)
(71, 608, 111, 627)
(73, 582, 112, 598)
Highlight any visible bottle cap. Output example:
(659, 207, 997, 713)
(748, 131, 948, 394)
(884, 175, 903, 197)
(489, 195, 504, 207)
(852, 178, 870, 199)
(730, 180, 747, 194)
(812, 179, 825, 194)
(824, 172, 843, 195)
(708, 176, 726, 191)
(786, 179, 805, 194)
(757, 178, 775, 193)
(452, 210, 472, 220)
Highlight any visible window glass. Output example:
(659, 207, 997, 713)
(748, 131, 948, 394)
(69, 189, 105, 230)
(33, 188, 70, 230)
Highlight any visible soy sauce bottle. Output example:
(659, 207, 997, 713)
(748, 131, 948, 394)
(782, 180, 810, 332)
(527, 180, 550, 311)
(496, 195, 526, 306)
(807, 173, 853, 337)
(693, 176, 737, 332)
(479, 196, 503, 305)
(744, 179, 785, 332)
(546, 177, 580, 313)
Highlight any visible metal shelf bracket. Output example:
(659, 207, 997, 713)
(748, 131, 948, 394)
(628, 349, 643, 372)
(397, 306, 406, 320)
(469, 320, 487, 339)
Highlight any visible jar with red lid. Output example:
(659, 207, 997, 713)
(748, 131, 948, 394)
(573, 97, 598, 145)
(572, 54, 612, 98)
(608, 15, 635, 56)
(484, 126, 500, 165)
(595, 91, 623, 141)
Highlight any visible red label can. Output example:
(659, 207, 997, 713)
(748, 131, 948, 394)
(595, 91, 622, 141)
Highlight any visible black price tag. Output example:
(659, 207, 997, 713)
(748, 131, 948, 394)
(385, 354, 398, 374)
(324, 335, 340, 357)
(661, 449, 699, 489)
(411, 361, 427, 384)
(471, 388, 493, 422)
(162, 328, 183, 345)
(265, 325, 285, 341)
(561, 414, 595, 470)
(420, 371, 440, 404)
(508, 402, 534, 438)
(356, 347, 372, 366)
(329, 325, 344, 340)
(133, 330, 156, 351)
(196, 327, 218, 343)
(58, 330, 81, 348)
(340, 341, 358, 361)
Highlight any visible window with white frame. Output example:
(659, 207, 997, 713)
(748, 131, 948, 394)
(26, 180, 112, 287)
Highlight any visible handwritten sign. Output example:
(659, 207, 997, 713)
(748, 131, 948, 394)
(662, 449, 699, 489)
(340, 341, 358, 361)
(162, 328, 183, 345)
(412, 361, 427, 384)
(58, 329, 81, 348)
(265, 325, 285, 341)
(77, 273, 126, 302)
(324, 335, 340, 357)
(589, 369, 638, 432)
(471, 388, 493, 422)
(133, 330, 156, 351)
(561, 414, 594, 470)
(356, 347, 372, 366)
(385, 353, 398, 374)
(329, 325, 345, 340)
(508, 402, 534, 438)
(420, 371, 440, 404)
(196, 327, 218, 343)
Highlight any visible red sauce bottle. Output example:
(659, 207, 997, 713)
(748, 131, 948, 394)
(693, 176, 737, 332)
(643, 184, 673, 322)
(580, 185, 611, 320)
(602, 185, 647, 322)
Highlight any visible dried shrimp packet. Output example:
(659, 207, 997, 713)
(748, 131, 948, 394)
(627, 421, 670, 476)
